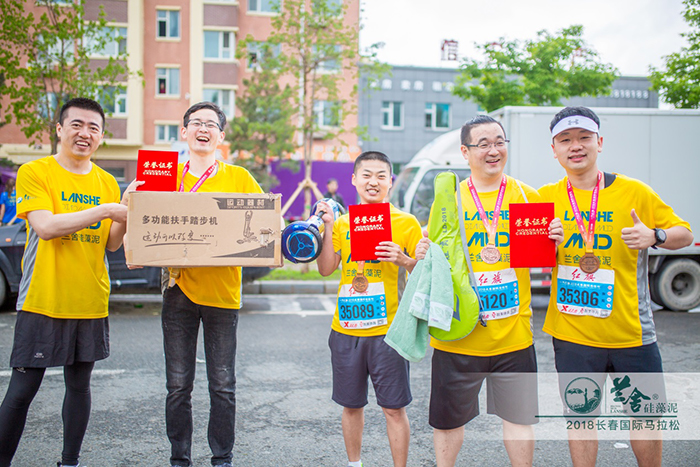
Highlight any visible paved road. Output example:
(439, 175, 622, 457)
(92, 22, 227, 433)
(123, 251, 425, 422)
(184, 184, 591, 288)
(0, 295, 698, 466)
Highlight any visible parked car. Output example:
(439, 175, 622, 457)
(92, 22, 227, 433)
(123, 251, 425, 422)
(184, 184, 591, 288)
(0, 221, 270, 308)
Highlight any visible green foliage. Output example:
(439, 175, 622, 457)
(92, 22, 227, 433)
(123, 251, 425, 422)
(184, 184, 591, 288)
(650, 0, 700, 108)
(453, 25, 618, 112)
(0, 0, 138, 153)
(228, 42, 296, 191)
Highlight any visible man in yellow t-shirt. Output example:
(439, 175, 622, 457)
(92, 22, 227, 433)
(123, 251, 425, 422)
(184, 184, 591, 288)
(159, 102, 263, 467)
(541, 106, 693, 467)
(0, 98, 138, 467)
(417, 115, 541, 467)
(316, 151, 422, 467)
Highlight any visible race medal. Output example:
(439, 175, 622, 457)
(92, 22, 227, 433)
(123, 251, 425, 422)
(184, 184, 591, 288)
(566, 172, 602, 273)
(481, 244, 501, 264)
(467, 176, 507, 265)
(352, 261, 369, 293)
(579, 252, 600, 274)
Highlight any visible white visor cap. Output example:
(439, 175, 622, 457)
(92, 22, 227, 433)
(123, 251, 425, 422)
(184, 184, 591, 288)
(551, 115, 599, 138)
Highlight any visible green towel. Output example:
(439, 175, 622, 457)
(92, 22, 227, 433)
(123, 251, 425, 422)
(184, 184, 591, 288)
(385, 244, 453, 362)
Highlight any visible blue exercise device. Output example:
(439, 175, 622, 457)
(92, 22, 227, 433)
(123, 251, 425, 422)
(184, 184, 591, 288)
(281, 198, 344, 263)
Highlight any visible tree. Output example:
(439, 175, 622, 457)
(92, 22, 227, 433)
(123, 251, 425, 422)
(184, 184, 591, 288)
(453, 25, 618, 112)
(236, 0, 387, 216)
(650, 0, 700, 108)
(0, 0, 136, 153)
(228, 43, 297, 192)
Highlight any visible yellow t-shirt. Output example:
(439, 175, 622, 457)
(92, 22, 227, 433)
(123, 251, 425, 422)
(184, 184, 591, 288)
(431, 176, 540, 357)
(174, 161, 263, 309)
(538, 174, 691, 348)
(16, 156, 120, 319)
(331, 204, 422, 337)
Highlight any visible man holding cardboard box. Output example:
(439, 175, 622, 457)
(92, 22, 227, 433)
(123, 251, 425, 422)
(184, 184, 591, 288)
(0, 97, 138, 467)
(161, 102, 262, 467)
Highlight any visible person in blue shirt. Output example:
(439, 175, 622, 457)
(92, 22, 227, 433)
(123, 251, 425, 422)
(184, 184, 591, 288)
(0, 178, 21, 225)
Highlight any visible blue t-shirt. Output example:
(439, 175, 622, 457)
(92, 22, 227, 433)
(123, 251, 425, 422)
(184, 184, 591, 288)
(0, 189, 19, 224)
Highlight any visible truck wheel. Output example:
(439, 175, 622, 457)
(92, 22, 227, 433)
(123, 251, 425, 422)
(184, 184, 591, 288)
(0, 270, 7, 309)
(656, 259, 700, 311)
(649, 273, 662, 306)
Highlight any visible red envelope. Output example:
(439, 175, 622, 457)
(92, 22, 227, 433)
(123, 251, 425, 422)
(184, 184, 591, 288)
(349, 203, 392, 261)
(509, 202, 556, 268)
(136, 150, 178, 191)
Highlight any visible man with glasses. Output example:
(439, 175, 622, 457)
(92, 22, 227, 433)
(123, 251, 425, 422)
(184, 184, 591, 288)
(160, 102, 263, 467)
(541, 106, 692, 467)
(419, 115, 542, 467)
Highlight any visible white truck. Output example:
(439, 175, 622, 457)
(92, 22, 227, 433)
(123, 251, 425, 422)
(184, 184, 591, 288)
(389, 106, 700, 311)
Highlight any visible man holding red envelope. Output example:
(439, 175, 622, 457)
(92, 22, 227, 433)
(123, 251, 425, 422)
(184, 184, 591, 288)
(418, 115, 554, 467)
(316, 151, 422, 467)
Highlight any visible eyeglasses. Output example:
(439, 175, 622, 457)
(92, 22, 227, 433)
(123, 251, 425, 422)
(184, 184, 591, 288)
(187, 120, 221, 131)
(465, 140, 509, 151)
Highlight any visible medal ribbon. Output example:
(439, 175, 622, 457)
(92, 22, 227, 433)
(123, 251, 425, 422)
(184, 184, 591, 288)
(467, 175, 507, 246)
(566, 171, 601, 254)
(178, 161, 218, 193)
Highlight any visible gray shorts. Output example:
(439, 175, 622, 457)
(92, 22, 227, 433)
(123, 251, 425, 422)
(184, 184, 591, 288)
(328, 330, 411, 409)
(429, 346, 539, 429)
(9, 310, 109, 368)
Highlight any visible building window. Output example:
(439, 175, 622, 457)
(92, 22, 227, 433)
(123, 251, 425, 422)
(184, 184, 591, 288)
(248, 0, 277, 13)
(204, 31, 234, 60)
(157, 10, 180, 39)
(315, 45, 341, 72)
(99, 86, 127, 116)
(104, 167, 126, 181)
(203, 89, 234, 120)
(313, 0, 342, 12)
(246, 41, 281, 69)
(414, 80, 424, 91)
(38, 92, 59, 119)
(87, 26, 127, 57)
(425, 103, 450, 130)
(432, 81, 442, 92)
(156, 68, 180, 96)
(381, 79, 392, 90)
(400, 80, 411, 91)
(156, 124, 179, 143)
(381, 101, 403, 129)
(313, 100, 341, 127)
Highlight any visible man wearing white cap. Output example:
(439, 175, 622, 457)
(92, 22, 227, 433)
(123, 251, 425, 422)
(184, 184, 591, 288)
(541, 106, 693, 467)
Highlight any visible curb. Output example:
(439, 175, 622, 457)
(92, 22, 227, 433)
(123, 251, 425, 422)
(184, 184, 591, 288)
(110, 281, 340, 303)
(242, 280, 339, 295)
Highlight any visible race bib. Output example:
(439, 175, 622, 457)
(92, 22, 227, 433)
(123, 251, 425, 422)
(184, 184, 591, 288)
(556, 264, 614, 318)
(337, 282, 387, 329)
(474, 269, 520, 321)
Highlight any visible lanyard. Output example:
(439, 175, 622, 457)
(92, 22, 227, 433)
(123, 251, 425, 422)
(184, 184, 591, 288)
(178, 161, 217, 193)
(466, 175, 507, 246)
(566, 171, 602, 253)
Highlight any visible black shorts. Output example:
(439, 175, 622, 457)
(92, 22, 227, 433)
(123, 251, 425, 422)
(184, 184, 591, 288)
(328, 330, 411, 409)
(429, 346, 538, 429)
(553, 338, 666, 418)
(9, 311, 109, 368)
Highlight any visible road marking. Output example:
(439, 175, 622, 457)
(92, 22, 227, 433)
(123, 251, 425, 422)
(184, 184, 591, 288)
(0, 369, 126, 377)
(246, 310, 333, 317)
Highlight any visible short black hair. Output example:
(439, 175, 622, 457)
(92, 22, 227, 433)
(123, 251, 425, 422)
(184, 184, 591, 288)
(327, 178, 338, 185)
(59, 97, 106, 131)
(183, 101, 227, 131)
(550, 106, 600, 132)
(353, 151, 392, 175)
(460, 115, 506, 146)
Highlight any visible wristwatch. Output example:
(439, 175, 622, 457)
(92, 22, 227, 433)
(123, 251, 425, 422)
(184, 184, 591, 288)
(652, 228, 667, 249)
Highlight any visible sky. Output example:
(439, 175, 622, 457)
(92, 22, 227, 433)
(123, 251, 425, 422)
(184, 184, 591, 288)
(359, 0, 690, 77)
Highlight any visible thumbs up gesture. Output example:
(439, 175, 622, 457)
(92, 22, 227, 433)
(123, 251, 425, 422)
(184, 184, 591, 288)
(621, 209, 655, 250)
(415, 229, 431, 261)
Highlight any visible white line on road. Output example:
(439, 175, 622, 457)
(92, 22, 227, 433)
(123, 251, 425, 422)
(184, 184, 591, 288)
(0, 369, 126, 377)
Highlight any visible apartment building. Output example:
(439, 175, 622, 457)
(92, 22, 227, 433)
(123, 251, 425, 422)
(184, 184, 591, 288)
(0, 0, 360, 181)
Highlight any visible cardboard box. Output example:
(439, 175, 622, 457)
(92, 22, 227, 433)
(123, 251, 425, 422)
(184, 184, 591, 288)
(126, 191, 283, 267)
